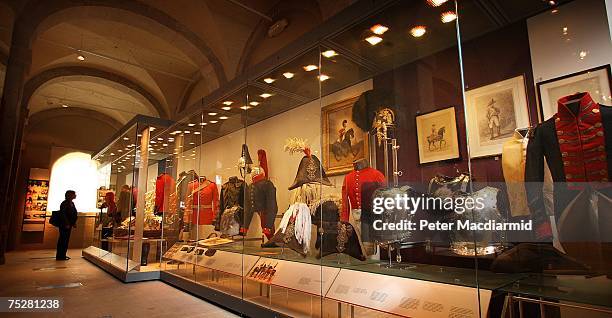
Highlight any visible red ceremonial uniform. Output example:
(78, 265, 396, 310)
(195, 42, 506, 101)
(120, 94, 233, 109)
(341, 167, 385, 221)
(155, 173, 175, 213)
(188, 179, 219, 225)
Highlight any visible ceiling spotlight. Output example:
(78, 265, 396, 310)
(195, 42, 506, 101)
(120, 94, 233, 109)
(162, 143, 168, 147)
(150, 141, 156, 144)
(208, 112, 217, 116)
(365, 35, 383, 46)
(184, 130, 191, 134)
(370, 24, 389, 35)
(260, 93, 272, 98)
(410, 26, 427, 37)
(303, 65, 318, 72)
(172, 130, 182, 135)
(548, 0, 557, 5)
(222, 101, 233, 105)
(123, 137, 129, 141)
(76, 53, 85, 61)
(263, 78, 275, 84)
(283, 72, 295, 79)
(318, 74, 330, 82)
(441, 11, 457, 23)
(194, 131, 201, 135)
(61, 104, 69, 108)
(209, 120, 218, 124)
(240, 106, 252, 110)
(188, 123, 196, 127)
(149, 127, 156, 131)
(200, 122, 207, 126)
(219, 116, 228, 120)
(249, 101, 260, 106)
(321, 50, 338, 58)
(427, 0, 448, 7)
(157, 137, 163, 141)
(221, 106, 231, 111)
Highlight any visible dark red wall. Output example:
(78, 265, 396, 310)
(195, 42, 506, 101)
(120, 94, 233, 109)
(373, 21, 538, 189)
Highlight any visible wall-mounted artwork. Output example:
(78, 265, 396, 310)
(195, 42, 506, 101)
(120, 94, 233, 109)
(322, 96, 369, 175)
(465, 75, 530, 158)
(415, 106, 460, 164)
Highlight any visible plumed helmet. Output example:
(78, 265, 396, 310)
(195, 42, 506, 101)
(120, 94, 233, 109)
(352, 89, 396, 132)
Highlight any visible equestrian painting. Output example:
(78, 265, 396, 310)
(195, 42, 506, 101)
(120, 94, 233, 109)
(322, 97, 369, 175)
(416, 106, 460, 164)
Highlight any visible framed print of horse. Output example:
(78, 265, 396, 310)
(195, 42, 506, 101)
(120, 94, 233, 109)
(465, 75, 530, 158)
(415, 106, 460, 164)
(322, 96, 369, 175)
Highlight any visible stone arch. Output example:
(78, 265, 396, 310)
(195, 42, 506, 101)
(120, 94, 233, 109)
(14, 0, 227, 86)
(26, 107, 123, 131)
(22, 65, 168, 119)
(235, 0, 323, 76)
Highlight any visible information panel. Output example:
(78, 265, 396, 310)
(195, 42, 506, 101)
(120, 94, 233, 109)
(326, 269, 492, 318)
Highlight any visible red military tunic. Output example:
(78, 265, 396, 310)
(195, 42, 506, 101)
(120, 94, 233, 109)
(187, 179, 219, 225)
(555, 94, 609, 185)
(341, 167, 385, 221)
(155, 173, 175, 214)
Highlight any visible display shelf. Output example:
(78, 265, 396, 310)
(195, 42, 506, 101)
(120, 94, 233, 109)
(500, 274, 612, 309)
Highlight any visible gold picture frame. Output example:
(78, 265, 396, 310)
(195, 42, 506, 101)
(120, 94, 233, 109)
(415, 106, 460, 164)
(322, 96, 369, 176)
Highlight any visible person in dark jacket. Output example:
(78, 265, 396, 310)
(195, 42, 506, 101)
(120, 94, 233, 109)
(56, 190, 78, 260)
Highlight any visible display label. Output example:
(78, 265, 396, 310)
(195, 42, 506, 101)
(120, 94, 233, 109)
(327, 269, 492, 317)
(246, 257, 341, 296)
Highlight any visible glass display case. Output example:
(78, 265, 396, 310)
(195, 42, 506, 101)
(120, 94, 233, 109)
(83, 115, 173, 282)
(86, 0, 612, 316)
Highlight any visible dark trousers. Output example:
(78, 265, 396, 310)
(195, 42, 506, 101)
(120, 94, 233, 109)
(56, 227, 72, 259)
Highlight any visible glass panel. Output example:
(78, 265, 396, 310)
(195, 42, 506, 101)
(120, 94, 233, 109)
(457, 0, 612, 316)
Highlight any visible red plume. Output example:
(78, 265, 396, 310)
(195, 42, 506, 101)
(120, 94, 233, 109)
(257, 149, 269, 179)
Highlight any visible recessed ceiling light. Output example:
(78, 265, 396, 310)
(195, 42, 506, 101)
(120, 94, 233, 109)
(149, 127, 156, 131)
(410, 26, 427, 37)
(200, 122, 207, 126)
(221, 106, 231, 111)
(117, 149, 123, 152)
(219, 116, 228, 120)
(318, 74, 330, 82)
(61, 104, 69, 108)
(194, 131, 201, 135)
(283, 72, 295, 79)
(190, 142, 195, 145)
(188, 123, 196, 127)
(172, 130, 182, 135)
(249, 101, 260, 106)
(123, 137, 129, 141)
(223, 101, 233, 105)
(365, 35, 383, 45)
(184, 130, 191, 134)
(427, 0, 448, 7)
(150, 141, 156, 144)
(441, 11, 457, 23)
(162, 143, 168, 146)
(77, 54, 85, 61)
(260, 93, 272, 98)
(370, 24, 389, 35)
(263, 78, 275, 84)
(240, 106, 252, 110)
(321, 50, 338, 58)
(210, 120, 218, 124)
(303, 65, 318, 72)
(208, 112, 217, 116)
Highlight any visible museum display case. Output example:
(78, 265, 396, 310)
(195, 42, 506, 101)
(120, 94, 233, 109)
(84, 115, 173, 282)
(82, 0, 612, 316)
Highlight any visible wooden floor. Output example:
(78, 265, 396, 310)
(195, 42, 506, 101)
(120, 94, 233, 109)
(0, 249, 240, 318)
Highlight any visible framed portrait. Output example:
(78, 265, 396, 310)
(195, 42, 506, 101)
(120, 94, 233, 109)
(465, 75, 530, 158)
(415, 106, 460, 164)
(322, 96, 369, 175)
(537, 65, 612, 121)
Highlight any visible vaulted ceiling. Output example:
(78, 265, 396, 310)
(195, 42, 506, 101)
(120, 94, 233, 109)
(0, 0, 354, 151)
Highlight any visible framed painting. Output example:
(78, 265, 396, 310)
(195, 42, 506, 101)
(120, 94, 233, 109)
(465, 75, 530, 158)
(537, 65, 612, 121)
(415, 106, 460, 164)
(322, 96, 369, 175)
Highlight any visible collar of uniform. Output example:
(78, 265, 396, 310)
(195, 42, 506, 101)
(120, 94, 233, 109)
(557, 92, 596, 120)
